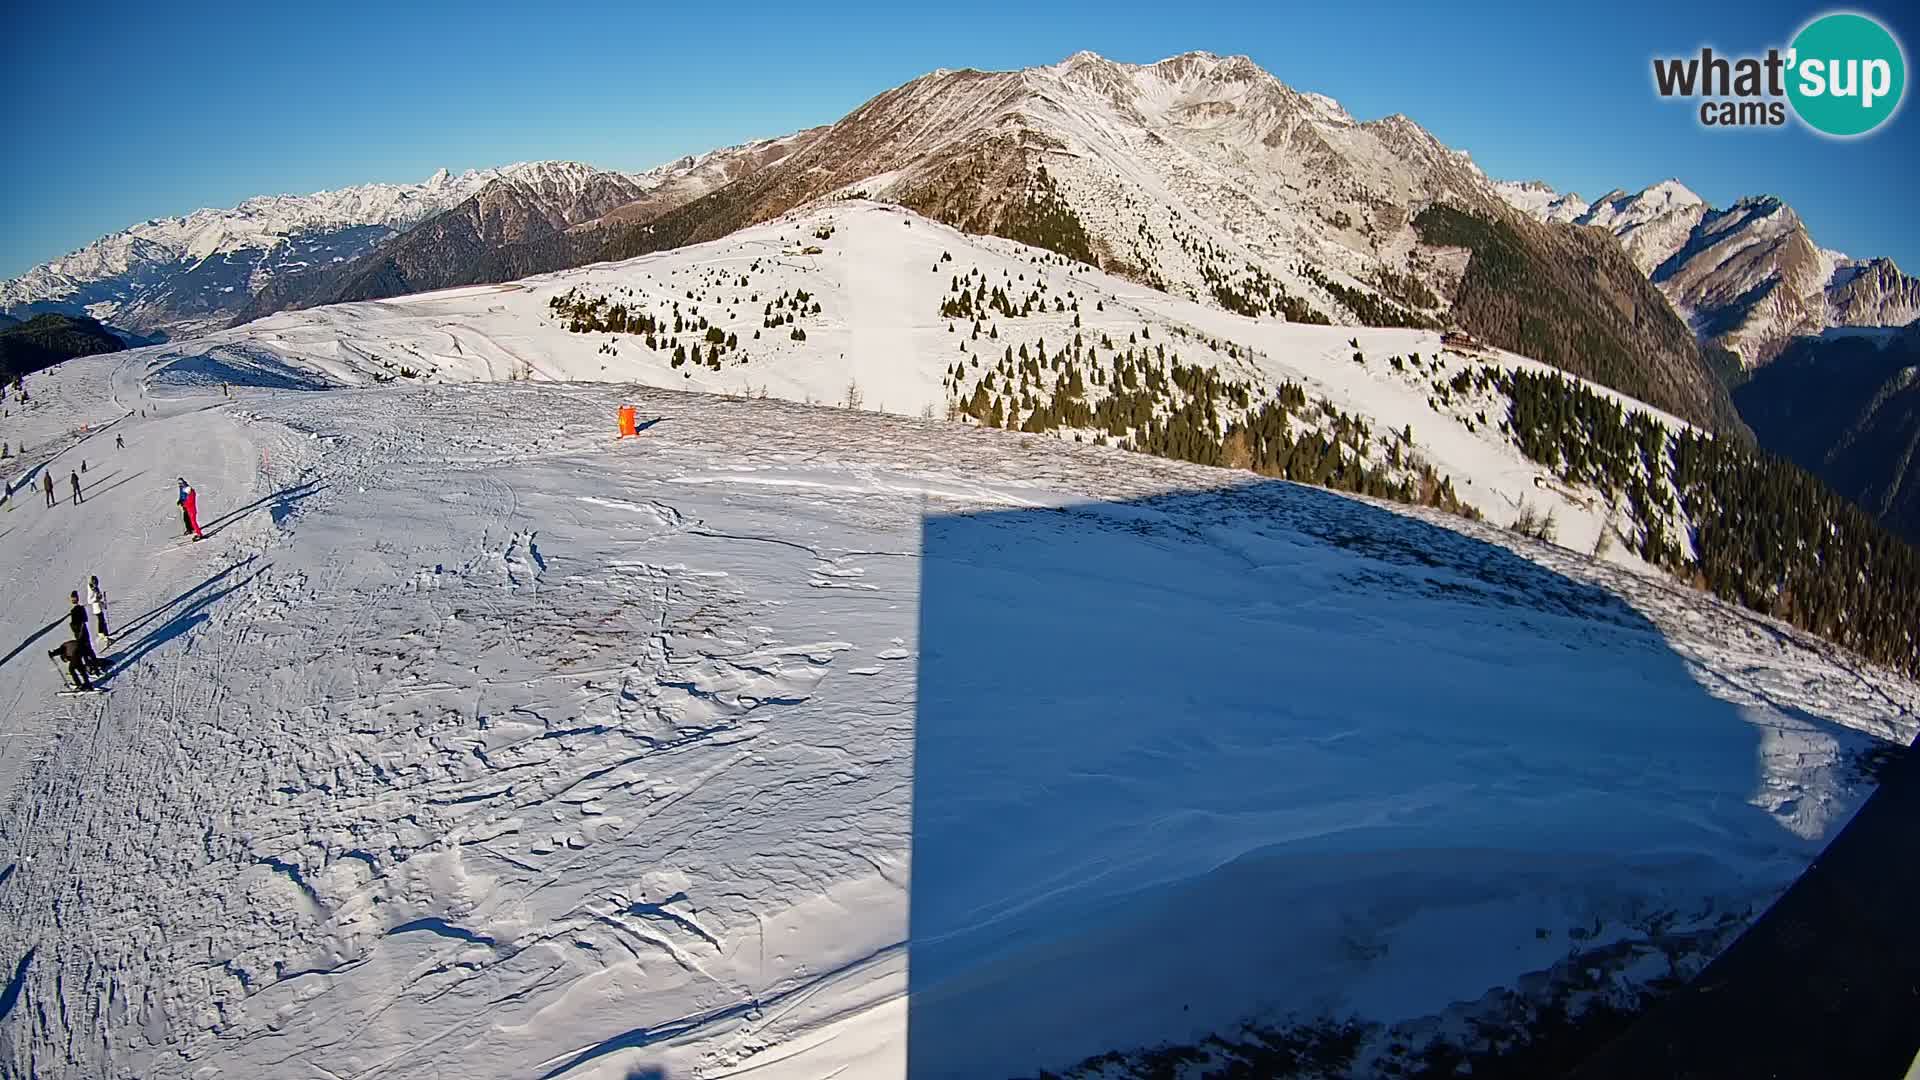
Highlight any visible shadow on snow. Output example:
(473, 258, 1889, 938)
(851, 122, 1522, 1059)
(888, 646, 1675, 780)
(196, 480, 324, 539)
(1571, 731, 1920, 1079)
(902, 478, 1831, 1078)
(76, 468, 147, 504)
(102, 558, 269, 680)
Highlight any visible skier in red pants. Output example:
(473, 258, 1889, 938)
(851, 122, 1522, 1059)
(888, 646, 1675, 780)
(177, 477, 205, 540)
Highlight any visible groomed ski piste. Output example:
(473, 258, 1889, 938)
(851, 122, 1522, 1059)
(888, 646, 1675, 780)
(1, 202, 1916, 1080)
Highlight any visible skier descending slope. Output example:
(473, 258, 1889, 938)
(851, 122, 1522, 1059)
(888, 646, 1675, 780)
(177, 477, 204, 541)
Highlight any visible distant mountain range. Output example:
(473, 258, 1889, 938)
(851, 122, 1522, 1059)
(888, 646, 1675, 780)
(235, 141, 815, 321)
(0, 166, 504, 338)
(5, 50, 1915, 446)
(0, 151, 805, 341)
(1490, 178, 1920, 541)
(1494, 179, 1920, 364)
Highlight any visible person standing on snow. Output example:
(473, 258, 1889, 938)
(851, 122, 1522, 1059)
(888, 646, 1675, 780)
(42, 472, 54, 508)
(116, 433, 125, 450)
(177, 478, 204, 540)
(69, 470, 82, 505)
(68, 591, 105, 676)
(87, 576, 109, 639)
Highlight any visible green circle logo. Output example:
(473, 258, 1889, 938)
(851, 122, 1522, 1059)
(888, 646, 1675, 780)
(1787, 12, 1906, 136)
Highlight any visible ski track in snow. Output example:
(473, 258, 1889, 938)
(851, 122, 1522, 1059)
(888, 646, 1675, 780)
(0, 345, 1916, 1074)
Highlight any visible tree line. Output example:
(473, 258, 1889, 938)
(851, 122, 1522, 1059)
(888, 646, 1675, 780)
(1497, 366, 1920, 676)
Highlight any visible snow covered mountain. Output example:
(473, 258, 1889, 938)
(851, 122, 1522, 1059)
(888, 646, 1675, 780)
(164, 200, 1672, 555)
(8, 52, 1747, 436)
(598, 51, 1501, 319)
(1498, 179, 1920, 363)
(1491, 179, 1589, 223)
(558, 51, 1737, 434)
(1576, 180, 1710, 275)
(233, 161, 656, 317)
(590, 131, 824, 230)
(237, 137, 821, 321)
(0, 167, 506, 337)
(0, 155, 803, 342)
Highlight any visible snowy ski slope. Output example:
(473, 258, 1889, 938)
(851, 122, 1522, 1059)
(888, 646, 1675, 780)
(141, 201, 1697, 568)
(0, 336, 1914, 1078)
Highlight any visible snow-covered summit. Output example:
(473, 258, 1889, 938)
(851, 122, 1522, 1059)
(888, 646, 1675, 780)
(1580, 179, 1705, 233)
(0, 166, 515, 334)
(794, 48, 1497, 334)
(1491, 179, 1590, 223)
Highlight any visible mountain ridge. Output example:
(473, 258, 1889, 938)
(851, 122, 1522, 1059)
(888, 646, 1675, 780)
(0, 156, 798, 340)
(0, 166, 507, 336)
(1497, 178, 1920, 363)
(577, 51, 1738, 431)
(1, 49, 1842, 438)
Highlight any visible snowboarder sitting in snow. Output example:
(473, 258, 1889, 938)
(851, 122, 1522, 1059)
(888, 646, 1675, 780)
(177, 478, 204, 540)
(49, 639, 94, 691)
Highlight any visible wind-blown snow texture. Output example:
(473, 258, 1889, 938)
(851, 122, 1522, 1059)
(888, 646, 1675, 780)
(1, 228, 1916, 1078)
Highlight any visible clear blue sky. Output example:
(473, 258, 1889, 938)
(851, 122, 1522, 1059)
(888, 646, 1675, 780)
(3, 1, 1915, 278)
